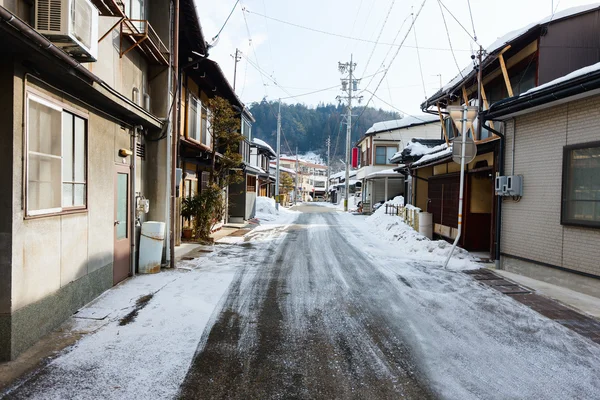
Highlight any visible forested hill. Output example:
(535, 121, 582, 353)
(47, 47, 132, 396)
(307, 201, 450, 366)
(248, 100, 400, 158)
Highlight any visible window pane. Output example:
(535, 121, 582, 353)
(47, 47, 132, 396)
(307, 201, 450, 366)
(387, 147, 396, 163)
(117, 173, 128, 240)
(63, 183, 73, 207)
(566, 146, 600, 223)
(29, 98, 61, 156)
(62, 113, 73, 181)
(28, 154, 61, 212)
(74, 116, 86, 182)
(74, 184, 86, 206)
(189, 96, 199, 141)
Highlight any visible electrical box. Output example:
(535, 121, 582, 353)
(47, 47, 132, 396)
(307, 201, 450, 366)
(506, 175, 523, 197)
(495, 176, 507, 196)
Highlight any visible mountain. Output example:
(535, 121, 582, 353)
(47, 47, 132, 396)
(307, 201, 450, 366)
(248, 100, 400, 160)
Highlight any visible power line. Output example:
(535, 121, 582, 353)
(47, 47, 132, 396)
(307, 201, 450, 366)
(361, 0, 396, 77)
(361, 89, 441, 126)
(437, 0, 479, 44)
(241, 5, 268, 93)
(243, 8, 471, 52)
(412, 8, 427, 100)
(437, 0, 464, 79)
(466, 0, 477, 42)
(211, 0, 240, 43)
(352, 0, 428, 131)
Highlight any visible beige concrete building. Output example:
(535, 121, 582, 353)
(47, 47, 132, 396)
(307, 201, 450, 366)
(484, 64, 600, 298)
(0, 0, 174, 360)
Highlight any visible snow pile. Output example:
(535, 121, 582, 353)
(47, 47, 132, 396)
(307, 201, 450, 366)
(336, 195, 360, 211)
(365, 115, 439, 134)
(404, 141, 447, 157)
(255, 196, 298, 222)
(366, 199, 478, 270)
(522, 61, 600, 96)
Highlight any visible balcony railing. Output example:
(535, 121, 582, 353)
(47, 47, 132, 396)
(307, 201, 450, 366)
(120, 19, 169, 66)
(90, 0, 125, 17)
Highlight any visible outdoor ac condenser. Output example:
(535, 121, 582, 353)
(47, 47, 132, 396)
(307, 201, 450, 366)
(506, 175, 523, 197)
(35, 0, 99, 62)
(495, 176, 507, 196)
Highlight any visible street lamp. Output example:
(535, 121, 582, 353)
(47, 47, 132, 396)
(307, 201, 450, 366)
(444, 105, 478, 269)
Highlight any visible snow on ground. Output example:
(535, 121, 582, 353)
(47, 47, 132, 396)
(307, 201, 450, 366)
(364, 197, 479, 270)
(255, 196, 299, 223)
(332, 211, 600, 399)
(3, 248, 245, 399)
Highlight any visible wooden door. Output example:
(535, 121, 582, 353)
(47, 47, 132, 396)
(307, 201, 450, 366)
(114, 165, 131, 285)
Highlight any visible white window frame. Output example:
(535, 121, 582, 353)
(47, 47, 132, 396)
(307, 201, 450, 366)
(26, 93, 88, 217)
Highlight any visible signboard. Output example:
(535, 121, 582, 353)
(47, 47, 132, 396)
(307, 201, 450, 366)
(452, 136, 477, 164)
(352, 147, 359, 168)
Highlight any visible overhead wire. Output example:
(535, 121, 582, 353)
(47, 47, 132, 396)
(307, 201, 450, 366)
(343, 0, 364, 54)
(362, 89, 441, 125)
(437, 0, 464, 78)
(241, 5, 268, 94)
(243, 8, 471, 52)
(437, 0, 479, 44)
(466, 0, 477, 41)
(411, 7, 427, 100)
(352, 0, 428, 131)
(211, 0, 240, 43)
(361, 0, 396, 77)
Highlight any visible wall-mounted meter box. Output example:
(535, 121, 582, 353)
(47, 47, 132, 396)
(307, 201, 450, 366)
(495, 176, 507, 195)
(507, 175, 523, 197)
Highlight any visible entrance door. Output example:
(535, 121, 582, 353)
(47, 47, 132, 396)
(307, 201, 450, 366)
(114, 165, 131, 285)
(465, 170, 494, 251)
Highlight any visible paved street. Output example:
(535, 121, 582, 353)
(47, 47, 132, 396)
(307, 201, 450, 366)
(4, 204, 600, 400)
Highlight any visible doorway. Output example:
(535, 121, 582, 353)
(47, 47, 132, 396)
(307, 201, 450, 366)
(114, 165, 131, 285)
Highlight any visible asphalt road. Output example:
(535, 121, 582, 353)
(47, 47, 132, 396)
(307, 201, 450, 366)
(178, 205, 433, 399)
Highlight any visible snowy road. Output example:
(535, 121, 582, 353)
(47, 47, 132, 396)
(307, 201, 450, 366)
(4, 203, 600, 399)
(179, 204, 600, 399)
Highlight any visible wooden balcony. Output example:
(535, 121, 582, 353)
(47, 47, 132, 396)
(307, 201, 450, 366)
(90, 0, 125, 17)
(120, 19, 169, 66)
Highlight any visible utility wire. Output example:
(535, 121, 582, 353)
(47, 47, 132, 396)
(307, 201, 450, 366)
(412, 8, 427, 100)
(352, 0, 428, 131)
(343, 0, 364, 54)
(361, 0, 396, 77)
(241, 6, 268, 93)
(211, 0, 240, 43)
(362, 89, 441, 126)
(466, 0, 477, 41)
(437, 0, 464, 78)
(243, 8, 471, 52)
(437, 0, 479, 44)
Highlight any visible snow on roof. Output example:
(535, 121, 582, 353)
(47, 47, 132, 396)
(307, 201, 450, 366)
(365, 114, 439, 134)
(330, 170, 357, 180)
(404, 141, 447, 157)
(411, 147, 453, 167)
(521, 61, 600, 96)
(365, 168, 403, 179)
(269, 164, 296, 175)
(434, 4, 600, 99)
(252, 138, 276, 156)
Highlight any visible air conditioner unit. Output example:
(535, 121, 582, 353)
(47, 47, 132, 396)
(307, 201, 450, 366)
(35, 0, 99, 62)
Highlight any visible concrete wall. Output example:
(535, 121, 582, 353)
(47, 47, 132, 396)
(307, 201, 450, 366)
(2, 66, 131, 360)
(500, 94, 600, 296)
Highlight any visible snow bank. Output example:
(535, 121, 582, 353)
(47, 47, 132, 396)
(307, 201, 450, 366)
(366, 199, 478, 270)
(255, 196, 298, 223)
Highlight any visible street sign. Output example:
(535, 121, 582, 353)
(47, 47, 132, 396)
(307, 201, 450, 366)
(452, 136, 477, 164)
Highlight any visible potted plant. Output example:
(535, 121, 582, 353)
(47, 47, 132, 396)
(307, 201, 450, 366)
(181, 197, 196, 239)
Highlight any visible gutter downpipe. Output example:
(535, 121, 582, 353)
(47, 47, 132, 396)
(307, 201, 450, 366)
(481, 120, 505, 267)
(130, 126, 140, 277)
(169, 0, 180, 268)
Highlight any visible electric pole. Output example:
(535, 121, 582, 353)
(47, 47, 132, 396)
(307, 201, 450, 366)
(275, 100, 281, 210)
(326, 136, 331, 201)
(295, 148, 299, 205)
(337, 54, 362, 212)
(232, 48, 241, 92)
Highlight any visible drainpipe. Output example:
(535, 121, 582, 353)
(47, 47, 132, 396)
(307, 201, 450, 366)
(130, 126, 140, 276)
(169, 0, 180, 268)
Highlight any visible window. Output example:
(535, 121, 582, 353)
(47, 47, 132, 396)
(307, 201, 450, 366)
(27, 95, 87, 216)
(375, 146, 397, 165)
(247, 175, 256, 192)
(562, 142, 600, 227)
(188, 94, 211, 148)
(239, 140, 250, 163)
(241, 117, 251, 139)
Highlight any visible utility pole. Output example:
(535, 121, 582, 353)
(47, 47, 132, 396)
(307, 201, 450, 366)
(337, 54, 362, 212)
(326, 136, 331, 201)
(169, 0, 180, 268)
(232, 48, 241, 92)
(295, 148, 299, 205)
(275, 100, 281, 210)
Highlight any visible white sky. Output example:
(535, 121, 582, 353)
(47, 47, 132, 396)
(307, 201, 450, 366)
(195, 0, 597, 116)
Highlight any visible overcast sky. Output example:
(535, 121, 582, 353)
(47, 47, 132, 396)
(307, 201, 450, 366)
(195, 0, 596, 116)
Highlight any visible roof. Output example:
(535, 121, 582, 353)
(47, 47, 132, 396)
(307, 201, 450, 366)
(485, 61, 600, 120)
(422, 3, 600, 110)
(364, 169, 404, 180)
(252, 138, 277, 158)
(179, 0, 208, 56)
(390, 139, 447, 164)
(330, 170, 358, 180)
(365, 114, 440, 134)
(269, 165, 296, 175)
